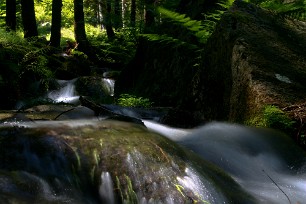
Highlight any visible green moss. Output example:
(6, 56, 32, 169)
(116, 94, 153, 108)
(246, 105, 295, 133)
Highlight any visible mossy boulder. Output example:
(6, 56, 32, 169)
(192, 1, 306, 144)
(75, 76, 114, 103)
(0, 120, 255, 203)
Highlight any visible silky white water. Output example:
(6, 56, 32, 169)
(102, 78, 115, 96)
(47, 78, 79, 104)
(2, 103, 306, 203)
(145, 121, 306, 204)
(47, 78, 115, 104)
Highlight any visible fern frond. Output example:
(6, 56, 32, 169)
(158, 7, 212, 43)
(259, 0, 306, 20)
(140, 34, 199, 50)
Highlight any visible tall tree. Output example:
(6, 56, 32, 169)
(122, 0, 128, 27)
(73, 0, 99, 64)
(6, 0, 17, 31)
(100, 0, 115, 40)
(21, 0, 38, 38)
(113, 0, 122, 29)
(50, 0, 63, 47)
(130, 0, 136, 27)
(144, 0, 155, 31)
(74, 0, 89, 50)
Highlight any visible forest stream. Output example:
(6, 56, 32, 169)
(0, 78, 305, 204)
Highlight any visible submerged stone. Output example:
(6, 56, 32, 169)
(0, 120, 255, 203)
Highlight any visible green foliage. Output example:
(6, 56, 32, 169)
(248, 0, 306, 20)
(117, 94, 153, 108)
(158, 7, 209, 44)
(247, 105, 295, 133)
(87, 28, 137, 66)
(140, 34, 198, 50)
(157, 7, 210, 44)
(157, 0, 234, 44)
(19, 46, 53, 78)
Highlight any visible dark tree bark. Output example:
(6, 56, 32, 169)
(73, 0, 99, 63)
(96, 0, 102, 28)
(101, 0, 115, 40)
(6, 0, 17, 31)
(50, 0, 63, 47)
(74, 0, 89, 51)
(20, 0, 38, 38)
(113, 0, 122, 29)
(130, 0, 136, 27)
(144, 0, 155, 31)
(106, 0, 115, 39)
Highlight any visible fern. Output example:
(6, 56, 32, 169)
(249, 0, 306, 20)
(157, 7, 211, 44)
(140, 34, 198, 50)
(19, 47, 54, 79)
(157, 1, 234, 44)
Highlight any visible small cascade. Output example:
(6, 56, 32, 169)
(47, 78, 79, 104)
(1, 109, 306, 203)
(102, 78, 115, 96)
(176, 122, 306, 204)
(0, 120, 254, 204)
(99, 172, 115, 204)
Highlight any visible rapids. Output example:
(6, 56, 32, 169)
(1, 77, 306, 203)
(145, 121, 306, 204)
(0, 119, 254, 204)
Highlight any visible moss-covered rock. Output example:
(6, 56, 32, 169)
(75, 76, 114, 103)
(192, 1, 306, 145)
(0, 120, 255, 203)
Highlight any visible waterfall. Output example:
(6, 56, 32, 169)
(99, 172, 115, 204)
(102, 78, 115, 96)
(47, 78, 79, 104)
(46, 78, 115, 104)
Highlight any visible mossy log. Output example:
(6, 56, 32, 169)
(79, 96, 144, 126)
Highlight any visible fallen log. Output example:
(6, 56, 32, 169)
(79, 96, 144, 126)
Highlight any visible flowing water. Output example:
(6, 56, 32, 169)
(102, 78, 115, 96)
(2, 78, 306, 203)
(47, 78, 79, 104)
(47, 77, 115, 104)
(145, 121, 306, 204)
(0, 119, 253, 204)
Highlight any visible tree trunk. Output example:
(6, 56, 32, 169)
(113, 0, 122, 29)
(74, 0, 88, 51)
(6, 0, 16, 31)
(144, 0, 155, 31)
(101, 0, 115, 40)
(74, 0, 99, 63)
(50, 0, 62, 47)
(20, 0, 38, 38)
(122, 0, 127, 27)
(130, 0, 136, 27)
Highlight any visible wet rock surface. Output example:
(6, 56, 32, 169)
(0, 120, 255, 203)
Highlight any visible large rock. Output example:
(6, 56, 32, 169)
(0, 120, 254, 203)
(116, 1, 306, 135)
(193, 1, 306, 123)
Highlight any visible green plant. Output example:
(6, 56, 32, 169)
(247, 105, 295, 132)
(248, 0, 306, 20)
(117, 94, 153, 108)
